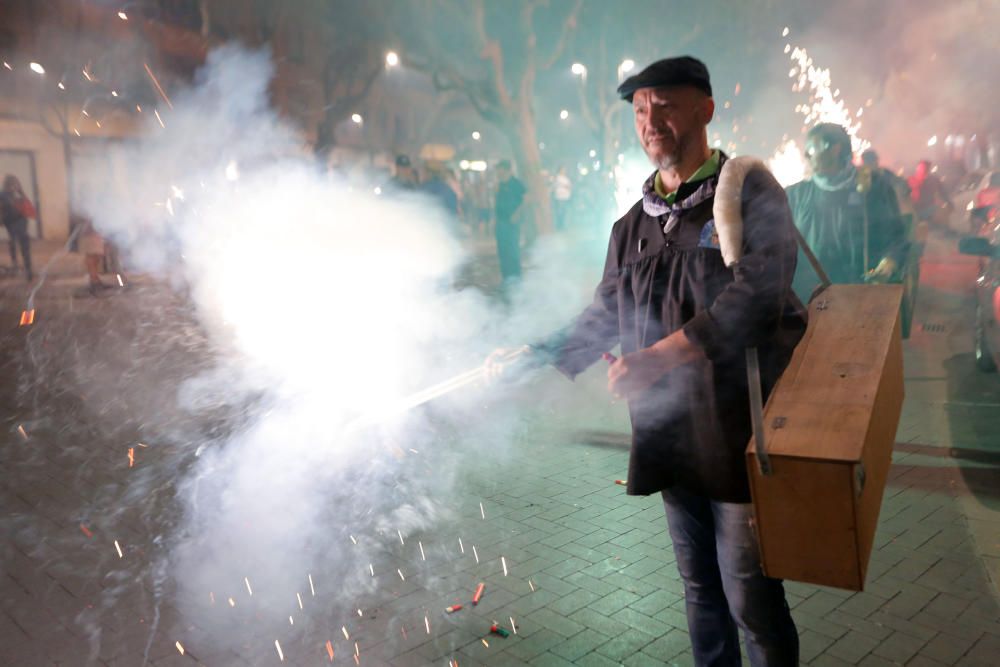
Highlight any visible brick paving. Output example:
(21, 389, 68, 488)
(2, 230, 999, 666)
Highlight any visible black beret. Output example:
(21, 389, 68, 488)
(617, 56, 712, 102)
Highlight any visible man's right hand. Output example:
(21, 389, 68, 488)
(484, 345, 534, 381)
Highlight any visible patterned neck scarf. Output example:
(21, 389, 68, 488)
(642, 170, 718, 236)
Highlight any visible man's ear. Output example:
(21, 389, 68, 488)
(701, 97, 716, 125)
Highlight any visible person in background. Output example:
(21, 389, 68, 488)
(787, 124, 907, 299)
(1, 175, 35, 281)
(391, 154, 419, 191)
(552, 166, 573, 231)
(861, 149, 913, 217)
(75, 214, 109, 295)
(908, 159, 952, 226)
(493, 159, 527, 284)
(421, 161, 460, 218)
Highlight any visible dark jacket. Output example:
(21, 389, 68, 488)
(541, 155, 807, 502)
(787, 170, 907, 299)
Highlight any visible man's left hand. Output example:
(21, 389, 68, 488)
(867, 256, 897, 282)
(607, 331, 705, 399)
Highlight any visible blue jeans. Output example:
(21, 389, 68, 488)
(662, 487, 799, 666)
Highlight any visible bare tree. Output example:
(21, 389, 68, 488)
(393, 0, 584, 233)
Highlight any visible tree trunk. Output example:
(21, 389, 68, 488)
(506, 106, 552, 238)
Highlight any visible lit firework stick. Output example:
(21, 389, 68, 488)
(445, 604, 463, 613)
(325, 640, 334, 661)
(472, 582, 485, 605)
(347, 347, 531, 432)
(19, 309, 34, 326)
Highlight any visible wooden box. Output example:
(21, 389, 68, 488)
(746, 284, 904, 590)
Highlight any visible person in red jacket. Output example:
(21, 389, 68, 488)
(1, 175, 35, 281)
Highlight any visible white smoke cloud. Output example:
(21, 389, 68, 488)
(68, 44, 601, 652)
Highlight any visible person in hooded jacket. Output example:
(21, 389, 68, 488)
(496, 56, 805, 666)
(786, 124, 907, 301)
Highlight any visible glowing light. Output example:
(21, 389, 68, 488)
(118, 10, 128, 20)
(782, 26, 790, 36)
(385, 51, 399, 67)
(559, 109, 569, 120)
(3, 62, 11, 70)
(309, 573, 316, 595)
(29, 62, 45, 74)
(501, 556, 508, 576)
(927, 135, 937, 147)
(480, 502, 486, 519)
(19, 310, 35, 326)
(571, 62, 587, 76)
(620, 58, 635, 73)
(154, 108, 165, 128)
(57, 82, 65, 90)
(768, 139, 807, 187)
(373, 186, 382, 195)
(588, 149, 597, 158)
(471, 131, 481, 140)
(225, 160, 239, 181)
(468, 160, 487, 172)
(111, 90, 118, 97)
(175, 641, 184, 655)
(275, 640, 284, 662)
(114, 540, 124, 558)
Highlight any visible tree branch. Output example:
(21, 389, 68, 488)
(539, 0, 583, 71)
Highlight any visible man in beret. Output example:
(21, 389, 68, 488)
(504, 56, 804, 665)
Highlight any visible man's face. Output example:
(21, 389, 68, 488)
(497, 166, 511, 181)
(632, 86, 713, 170)
(805, 134, 844, 177)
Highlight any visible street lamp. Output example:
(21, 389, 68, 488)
(471, 131, 481, 141)
(351, 113, 363, 124)
(385, 51, 399, 67)
(618, 58, 635, 80)
(559, 109, 569, 120)
(571, 62, 587, 79)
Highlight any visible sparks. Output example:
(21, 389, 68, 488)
(29, 62, 45, 74)
(418, 541, 426, 561)
(501, 556, 508, 577)
(244, 577, 253, 595)
(118, 10, 128, 20)
(228, 597, 235, 607)
(342, 626, 350, 640)
(128, 447, 135, 467)
(308, 573, 316, 595)
(57, 82, 65, 90)
(175, 641, 184, 655)
(349, 535, 357, 545)
(209, 592, 215, 605)
(424, 615, 430, 634)
(116, 273, 124, 287)
(458, 538, 464, 554)
(143, 62, 173, 109)
(19, 309, 34, 326)
(472, 546, 479, 564)
(325, 640, 334, 661)
(369, 563, 374, 577)
(357, 608, 363, 617)
(296, 593, 303, 610)
(397, 529, 405, 545)
(114, 540, 123, 558)
(481, 639, 489, 648)
(82, 68, 92, 81)
(80, 524, 93, 538)
(275, 639, 284, 662)
(528, 579, 535, 592)
(289, 615, 294, 625)
(153, 108, 165, 128)
(397, 568, 405, 581)
(354, 641, 359, 656)
(509, 616, 517, 634)
(401, 625, 408, 640)
(480, 502, 485, 520)
(785, 45, 868, 154)
(16, 424, 28, 440)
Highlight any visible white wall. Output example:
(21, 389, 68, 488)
(0, 119, 70, 241)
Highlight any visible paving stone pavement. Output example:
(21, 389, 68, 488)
(1, 229, 999, 666)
